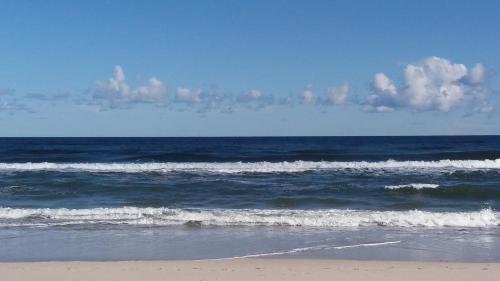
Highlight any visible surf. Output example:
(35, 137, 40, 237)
(0, 207, 497, 228)
(0, 159, 500, 173)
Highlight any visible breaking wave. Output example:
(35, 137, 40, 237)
(0, 159, 500, 173)
(385, 183, 440, 190)
(0, 207, 497, 228)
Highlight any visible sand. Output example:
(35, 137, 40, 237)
(1, 259, 499, 281)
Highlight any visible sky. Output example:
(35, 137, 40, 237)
(0, 0, 499, 137)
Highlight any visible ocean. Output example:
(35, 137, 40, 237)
(1, 136, 500, 261)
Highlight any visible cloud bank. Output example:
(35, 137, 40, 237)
(300, 84, 350, 106)
(91, 66, 168, 109)
(2, 56, 494, 116)
(366, 56, 493, 113)
(87, 66, 350, 112)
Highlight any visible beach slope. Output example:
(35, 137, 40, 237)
(1, 259, 499, 281)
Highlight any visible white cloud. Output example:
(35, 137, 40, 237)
(234, 89, 276, 111)
(237, 89, 262, 102)
(135, 77, 167, 103)
(175, 87, 202, 103)
(301, 86, 316, 105)
(368, 105, 394, 113)
(86, 59, 493, 114)
(373, 73, 397, 96)
(366, 56, 492, 113)
(87, 66, 355, 112)
(92, 66, 167, 108)
(466, 63, 486, 84)
(327, 83, 349, 105)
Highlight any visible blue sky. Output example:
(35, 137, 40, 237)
(0, 0, 499, 136)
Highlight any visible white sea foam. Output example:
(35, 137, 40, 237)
(0, 159, 499, 173)
(204, 240, 402, 260)
(385, 183, 440, 190)
(0, 207, 497, 228)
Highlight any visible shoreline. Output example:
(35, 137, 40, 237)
(2, 259, 499, 281)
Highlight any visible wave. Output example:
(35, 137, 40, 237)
(0, 159, 500, 173)
(385, 183, 440, 190)
(0, 185, 29, 195)
(0, 207, 497, 228)
(384, 184, 500, 199)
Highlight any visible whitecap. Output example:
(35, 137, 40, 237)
(0, 207, 497, 228)
(385, 183, 440, 190)
(0, 159, 499, 174)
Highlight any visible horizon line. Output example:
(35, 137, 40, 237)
(1, 134, 499, 138)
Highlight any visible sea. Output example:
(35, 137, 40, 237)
(1, 136, 500, 262)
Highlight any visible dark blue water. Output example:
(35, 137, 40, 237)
(1, 136, 500, 261)
(2, 136, 499, 163)
(1, 136, 500, 211)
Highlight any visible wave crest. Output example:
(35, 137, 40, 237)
(385, 183, 440, 190)
(0, 207, 497, 228)
(0, 159, 500, 173)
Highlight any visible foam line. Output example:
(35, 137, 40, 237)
(0, 207, 497, 228)
(198, 240, 402, 261)
(385, 183, 440, 190)
(0, 159, 500, 173)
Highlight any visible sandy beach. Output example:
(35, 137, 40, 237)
(1, 259, 499, 281)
